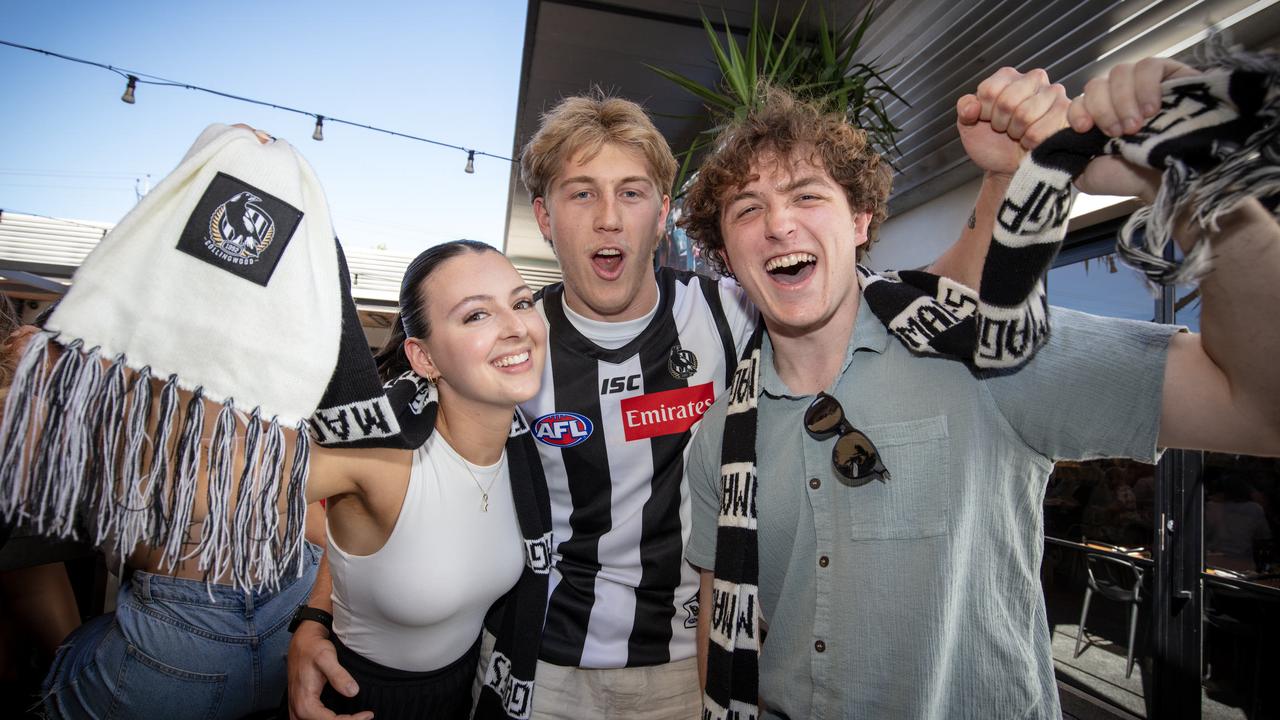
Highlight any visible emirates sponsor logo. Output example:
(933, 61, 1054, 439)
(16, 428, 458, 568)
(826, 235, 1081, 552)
(620, 382, 715, 441)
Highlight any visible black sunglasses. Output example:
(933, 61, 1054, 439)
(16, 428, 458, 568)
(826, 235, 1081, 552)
(804, 392, 890, 487)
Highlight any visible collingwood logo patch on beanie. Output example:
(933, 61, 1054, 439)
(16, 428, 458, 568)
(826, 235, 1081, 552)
(177, 172, 303, 286)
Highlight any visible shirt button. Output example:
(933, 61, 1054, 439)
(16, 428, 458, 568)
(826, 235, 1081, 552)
(818, 555, 830, 568)
(815, 640, 826, 653)
(809, 478, 821, 489)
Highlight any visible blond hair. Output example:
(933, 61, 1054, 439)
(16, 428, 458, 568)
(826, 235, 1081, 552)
(520, 92, 677, 207)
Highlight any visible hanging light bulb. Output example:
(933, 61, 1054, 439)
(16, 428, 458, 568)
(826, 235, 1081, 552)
(312, 115, 325, 141)
(121, 75, 137, 104)
(465, 150, 476, 174)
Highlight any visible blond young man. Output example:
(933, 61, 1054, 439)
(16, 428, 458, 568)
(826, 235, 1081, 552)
(288, 68, 1072, 719)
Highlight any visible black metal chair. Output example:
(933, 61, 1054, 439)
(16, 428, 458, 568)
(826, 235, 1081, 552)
(1073, 552, 1144, 678)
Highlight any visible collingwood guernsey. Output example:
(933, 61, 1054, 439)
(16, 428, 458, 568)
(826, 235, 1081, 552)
(523, 266, 754, 668)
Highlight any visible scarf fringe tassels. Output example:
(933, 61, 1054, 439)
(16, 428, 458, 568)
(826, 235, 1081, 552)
(1115, 45, 1280, 288)
(0, 333, 309, 593)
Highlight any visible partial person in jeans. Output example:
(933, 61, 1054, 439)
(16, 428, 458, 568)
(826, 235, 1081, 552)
(681, 57, 1280, 718)
(42, 538, 323, 719)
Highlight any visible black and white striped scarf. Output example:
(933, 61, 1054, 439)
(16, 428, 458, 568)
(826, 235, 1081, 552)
(704, 55, 1280, 720)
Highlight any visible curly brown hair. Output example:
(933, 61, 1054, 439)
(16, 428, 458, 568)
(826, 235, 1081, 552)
(679, 85, 892, 277)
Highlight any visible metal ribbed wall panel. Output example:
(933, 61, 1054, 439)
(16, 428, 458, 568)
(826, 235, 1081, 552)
(864, 0, 1270, 214)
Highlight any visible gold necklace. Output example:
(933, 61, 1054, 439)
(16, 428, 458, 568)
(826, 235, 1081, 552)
(437, 421, 503, 512)
(460, 456, 502, 512)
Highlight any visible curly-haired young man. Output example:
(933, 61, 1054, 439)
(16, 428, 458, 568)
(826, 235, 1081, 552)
(683, 60, 1280, 719)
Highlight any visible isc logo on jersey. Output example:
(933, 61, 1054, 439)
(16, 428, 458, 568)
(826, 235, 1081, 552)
(533, 412, 594, 448)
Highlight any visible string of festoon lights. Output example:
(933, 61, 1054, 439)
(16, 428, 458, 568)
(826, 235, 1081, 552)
(1, 39, 511, 174)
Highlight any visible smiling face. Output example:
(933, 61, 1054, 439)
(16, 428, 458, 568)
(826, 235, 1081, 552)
(719, 149, 871, 336)
(533, 143, 670, 322)
(407, 250, 546, 411)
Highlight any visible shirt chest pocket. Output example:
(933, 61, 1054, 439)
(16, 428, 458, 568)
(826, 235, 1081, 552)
(844, 415, 950, 541)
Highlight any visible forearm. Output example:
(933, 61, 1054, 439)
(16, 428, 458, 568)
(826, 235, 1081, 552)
(308, 549, 334, 613)
(696, 568, 713, 690)
(925, 172, 1012, 289)
(302, 500, 332, 614)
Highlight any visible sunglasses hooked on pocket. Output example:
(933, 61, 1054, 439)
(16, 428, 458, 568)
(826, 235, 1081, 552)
(804, 392, 891, 487)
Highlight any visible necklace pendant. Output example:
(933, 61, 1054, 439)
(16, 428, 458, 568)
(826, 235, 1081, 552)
(481, 493, 489, 512)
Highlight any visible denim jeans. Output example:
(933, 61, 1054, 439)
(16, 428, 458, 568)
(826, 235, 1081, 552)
(43, 543, 321, 720)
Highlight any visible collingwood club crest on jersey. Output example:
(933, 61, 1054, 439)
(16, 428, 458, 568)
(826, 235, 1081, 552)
(668, 343, 698, 379)
(177, 172, 303, 286)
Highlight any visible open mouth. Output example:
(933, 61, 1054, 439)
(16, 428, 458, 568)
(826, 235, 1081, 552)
(492, 351, 530, 369)
(765, 252, 816, 285)
(592, 247, 624, 278)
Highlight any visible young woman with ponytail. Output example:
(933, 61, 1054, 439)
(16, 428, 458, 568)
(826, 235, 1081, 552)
(306, 240, 549, 720)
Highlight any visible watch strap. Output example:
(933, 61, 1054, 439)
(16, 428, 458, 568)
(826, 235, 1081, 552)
(289, 605, 334, 634)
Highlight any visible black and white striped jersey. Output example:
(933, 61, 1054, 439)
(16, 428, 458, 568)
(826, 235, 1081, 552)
(523, 267, 755, 668)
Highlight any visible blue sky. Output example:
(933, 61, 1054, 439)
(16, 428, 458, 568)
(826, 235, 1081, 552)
(1, 1, 527, 254)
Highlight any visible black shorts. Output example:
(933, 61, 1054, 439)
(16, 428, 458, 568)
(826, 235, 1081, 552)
(319, 632, 481, 720)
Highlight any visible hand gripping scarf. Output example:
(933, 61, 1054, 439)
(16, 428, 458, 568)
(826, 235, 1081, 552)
(0, 125, 404, 592)
(704, 52, 1280, 720)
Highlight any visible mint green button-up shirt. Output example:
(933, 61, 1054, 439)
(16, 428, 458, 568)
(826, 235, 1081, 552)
(687, 302, 1176, 719)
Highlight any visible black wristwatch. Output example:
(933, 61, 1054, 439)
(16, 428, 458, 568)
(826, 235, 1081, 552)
(289, 605, 334, 635)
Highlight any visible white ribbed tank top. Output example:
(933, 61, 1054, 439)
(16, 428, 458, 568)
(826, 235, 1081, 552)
(328, 431, 524, 671)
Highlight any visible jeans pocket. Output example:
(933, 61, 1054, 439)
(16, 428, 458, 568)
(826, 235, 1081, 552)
(846, 415, 950, 540)
(106, 642, 227, 720)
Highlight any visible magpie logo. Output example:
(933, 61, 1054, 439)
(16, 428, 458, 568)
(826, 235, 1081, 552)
(209, 191, 275, 264)
(668, 343, 698, 379)
(178, 172, 303, 286)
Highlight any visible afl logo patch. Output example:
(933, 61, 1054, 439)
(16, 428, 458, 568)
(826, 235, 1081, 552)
(177, 172, 303, 287)
(668, 344, 698, 379)
(533, 412, 593, 448)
